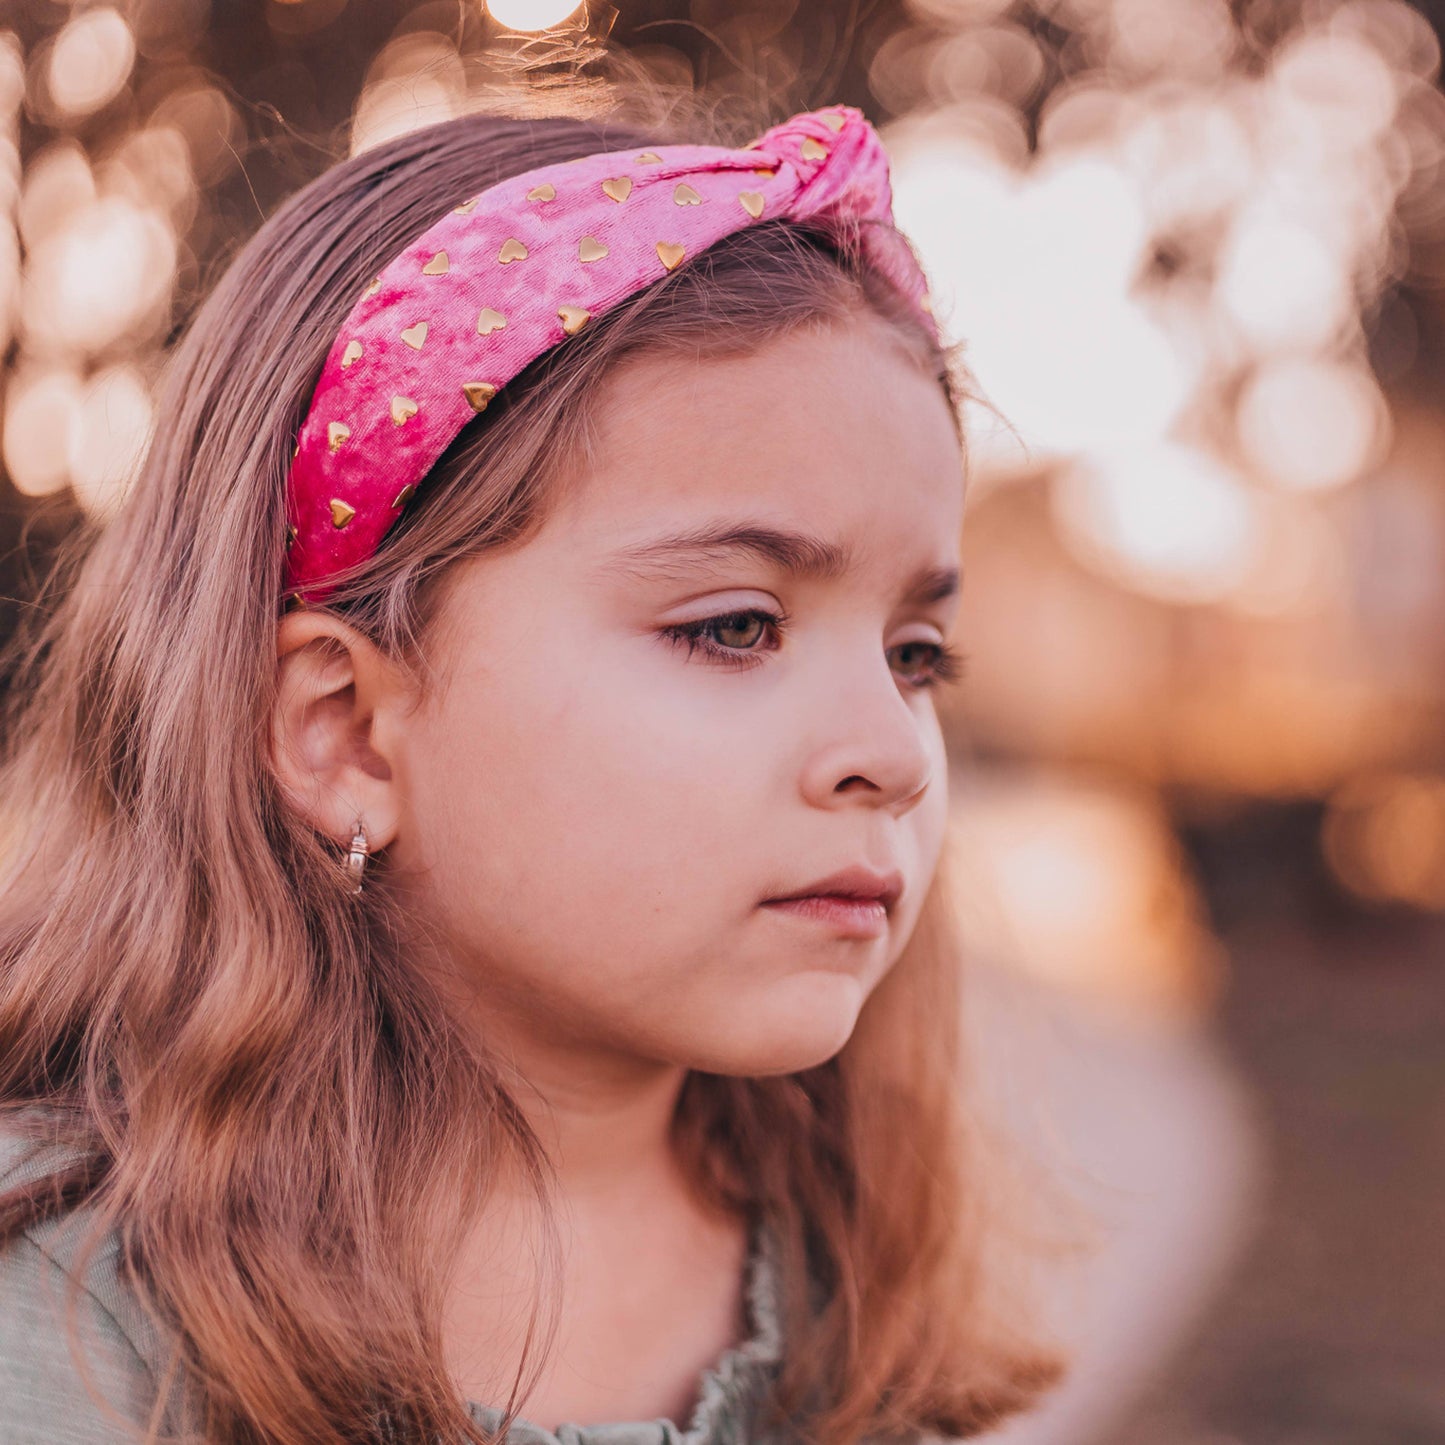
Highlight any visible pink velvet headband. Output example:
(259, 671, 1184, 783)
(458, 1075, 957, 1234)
(281, 103, 937, 606)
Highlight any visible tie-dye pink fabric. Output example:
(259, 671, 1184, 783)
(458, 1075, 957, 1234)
(282, 103, 936, 604)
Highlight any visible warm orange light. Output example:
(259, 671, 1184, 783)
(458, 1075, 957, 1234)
(1109, 0, 1235, 78)
(1236, 357, 1390, 493)
(97, 127, 197, 231)
(1227, 492, 1347, 617)
(1323, 773, 1445, 911)
(21, 197, 178, 357)
(940, 771, 1222, 1026)
(350, 36, 464, 156)
(1, 367, 83, 498)
(889, 140, 1188, 456)
(69, 365, 153, 520)
(17, 140, 96, 253)
(1216, 210, 1354, 352)
(1051, 444, 1257, 604)
(1271, 30, 1400, 147)
(0, 33, 22, 120)
(485, 0, 586, 31)
(46, 9, 136, 120)
(148, 85, 244, 184)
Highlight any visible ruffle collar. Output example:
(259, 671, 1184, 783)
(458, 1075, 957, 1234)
(465, 1214, 785, 1445)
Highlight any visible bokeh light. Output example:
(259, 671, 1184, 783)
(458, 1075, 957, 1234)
(147, 83, 243, 185)
(1323, 771, 1445, 909)
(1108, 0, 1236, 78)
(2, 365, 83, 498)
(1051, 443, 1258, 605)
(68, 363, 152, 520)
(17, 139, 95, 253)
(486, 0, 587, 32)
(944, 772, 1223, 1026)
(1236, 357, 1391, 493)
(1215, 210, 1358, 353)
(45, 9, 135, 121)
(20, 194, 177, 357)
(890, 139, 1190, 456)
(0, 32, 23, 119)
(350, 34, 464, 155)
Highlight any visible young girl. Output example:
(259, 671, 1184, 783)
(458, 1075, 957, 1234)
(0, 93, 1063, 1444)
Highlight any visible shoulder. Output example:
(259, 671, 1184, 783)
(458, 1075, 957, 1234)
(0, 1107, 172, 1442)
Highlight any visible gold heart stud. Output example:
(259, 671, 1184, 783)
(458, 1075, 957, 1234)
(526, 183, 556, 202)
(476, 307, 507, 335)
(341, 340, 363, 368)
(329, 499, 355, 528)
(800, 137, 827, 161)
(636, 152, 663, 164)
(390, 395, 418, 425)
(364, 276, 381, 296)
(558, 305, 590, 336)
(672, 183, 702, 206)
(400, 321, 428, 350)
(392, 483, 416, 508)
(421, 251, 449, 275)
(821, 112, 846, 132)
(285, 522, 297, 550)
(578, 235, 609, 262)
(656, 241, 686, 271)
(453, 196, 479, 214)
(462, 381, 497, 412)
(601, 176, 633, 203)
(738, 191, 765, 219)
(327, 421, 350, 452)
(498, 237, 528, 263)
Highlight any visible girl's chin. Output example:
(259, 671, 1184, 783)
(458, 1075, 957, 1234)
(690, 983, 868, 1076)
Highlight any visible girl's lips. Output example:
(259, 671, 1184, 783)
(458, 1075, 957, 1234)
(760, 893, 888, 939)
(765, 864, 904, 912)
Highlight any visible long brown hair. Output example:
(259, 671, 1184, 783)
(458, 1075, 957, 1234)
(0, 83, 1065, 1445)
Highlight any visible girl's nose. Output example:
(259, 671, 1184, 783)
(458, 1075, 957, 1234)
(795, 666, 937, 815)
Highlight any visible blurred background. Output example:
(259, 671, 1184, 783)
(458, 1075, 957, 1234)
(1, 0, 1441, 1441)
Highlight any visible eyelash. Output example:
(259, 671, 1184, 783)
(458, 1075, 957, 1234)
(659, 608, 968, 690)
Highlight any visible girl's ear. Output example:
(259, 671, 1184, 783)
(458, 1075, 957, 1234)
(271, 610, 414, 852)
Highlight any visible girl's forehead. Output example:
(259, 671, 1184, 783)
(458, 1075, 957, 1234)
(570, 328, 963, 533)
(594, 310, 938, 425)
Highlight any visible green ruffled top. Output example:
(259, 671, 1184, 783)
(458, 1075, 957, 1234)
(0, 1111, 791, 1444)
(466, 1217, 788, 1445)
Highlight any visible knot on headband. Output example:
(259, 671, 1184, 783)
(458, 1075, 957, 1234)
(282, 104, 936, 606)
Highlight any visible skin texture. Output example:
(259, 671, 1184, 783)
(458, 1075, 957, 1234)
(271, 310, 966, 1426)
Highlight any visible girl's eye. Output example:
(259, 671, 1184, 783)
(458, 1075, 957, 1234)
(658, 609, 968, 690)
(890, 638, 968, 689)
(659, 610, 779, 672)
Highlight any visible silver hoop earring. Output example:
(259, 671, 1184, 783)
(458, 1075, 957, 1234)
(346, 820, 368, 895)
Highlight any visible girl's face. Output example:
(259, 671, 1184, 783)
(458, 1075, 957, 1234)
(389, 313, 965, 1080)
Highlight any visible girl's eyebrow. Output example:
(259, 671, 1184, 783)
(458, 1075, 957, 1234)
(597, 520, 961, 605)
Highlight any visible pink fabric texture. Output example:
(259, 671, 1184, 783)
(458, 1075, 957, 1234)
(282, 103, 936, 604)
